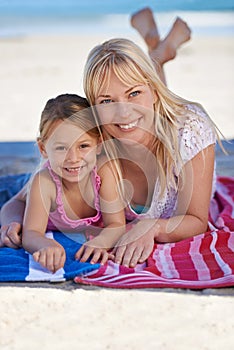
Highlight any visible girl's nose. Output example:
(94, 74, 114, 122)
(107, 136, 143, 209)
(66, 148, 81, 162)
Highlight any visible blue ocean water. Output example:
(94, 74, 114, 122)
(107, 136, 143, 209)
(0, 0, 233, 36)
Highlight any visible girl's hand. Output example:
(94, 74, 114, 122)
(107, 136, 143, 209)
(0, 222, 22, 248)
(112, 220, 157, 268)
(33, 244, 66, 273)
(75, 237, 109, 265)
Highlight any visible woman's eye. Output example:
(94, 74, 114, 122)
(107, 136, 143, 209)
(130, 90, 140, 97)
(100, 99, 112, 104)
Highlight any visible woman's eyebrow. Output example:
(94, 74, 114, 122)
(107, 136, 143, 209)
(97, 85, 143, 98)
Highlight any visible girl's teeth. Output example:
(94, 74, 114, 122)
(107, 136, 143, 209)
(66, 167, 80, 172)
(119, 120, 138, 129)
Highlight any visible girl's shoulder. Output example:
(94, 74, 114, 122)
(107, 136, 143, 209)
(29, 168, 56, 196)
(178, 103, 216, 163)
(96, 155, 116, 177)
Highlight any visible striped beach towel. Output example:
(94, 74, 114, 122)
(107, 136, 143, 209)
(74, 176, 234, 289)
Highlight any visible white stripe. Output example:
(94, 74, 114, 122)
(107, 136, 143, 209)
(210, 231, 232, 276)
(216, 181, 234, 217)
(25, 231, 65, 282)
(189, 234, 211, 281)
(79, 273, 234, 288)
(154, 244, 179, 279)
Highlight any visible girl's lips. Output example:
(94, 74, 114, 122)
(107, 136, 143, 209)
(64, 166, 83, 173)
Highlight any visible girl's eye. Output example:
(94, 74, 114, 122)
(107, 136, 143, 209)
(79, 144, 90, 149)
(100, 99, 112, 104)
(130, 90, 140, 97)
(55, 146, 66, 151)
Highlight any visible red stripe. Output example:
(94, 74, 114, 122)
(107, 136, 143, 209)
(213, 231, 234, 271)
(74, 274, 234, 289)
(170, 237, 198, 280)
(199, 231, 224, 279)
(144, 245, 162, 276)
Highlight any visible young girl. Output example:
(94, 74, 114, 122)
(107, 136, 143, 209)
(22, 94, 125, 273)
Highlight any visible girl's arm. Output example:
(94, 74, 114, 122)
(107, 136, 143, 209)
(0, 186, 27, 248)
(113, 144, 215, 267)
(75, 160, 126, 264)
(22, 171, 65, 273)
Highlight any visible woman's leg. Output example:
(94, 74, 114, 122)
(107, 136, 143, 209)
(130, 8, 191, 85)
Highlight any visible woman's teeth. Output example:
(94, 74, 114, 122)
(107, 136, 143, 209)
(119, 120, 138, 129)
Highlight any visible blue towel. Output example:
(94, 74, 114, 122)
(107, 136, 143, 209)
(0, 231, 100, 282)
(0, 173, 31, 209)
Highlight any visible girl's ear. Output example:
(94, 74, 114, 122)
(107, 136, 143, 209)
(37, 139, 48, 159)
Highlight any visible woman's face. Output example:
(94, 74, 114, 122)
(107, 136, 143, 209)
(94, 70, 157, 147)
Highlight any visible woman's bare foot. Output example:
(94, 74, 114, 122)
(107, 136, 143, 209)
(131, 7, 160, 51)
(150, 17, 191, 64)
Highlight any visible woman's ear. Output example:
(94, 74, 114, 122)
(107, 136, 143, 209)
(153, 90, 158, 104)
(37, 139, 48, 159)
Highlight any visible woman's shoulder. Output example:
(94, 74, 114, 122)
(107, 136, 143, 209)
(178, 103, 216, 162)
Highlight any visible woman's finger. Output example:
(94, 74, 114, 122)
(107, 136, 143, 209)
(121, 245, 137, 267)
(100, 251, 109, 265)
(90, 250, 102, 264)
(79, 246, 93, 262)
(114, 245, 127, 265)
(75, 245, 85, 261)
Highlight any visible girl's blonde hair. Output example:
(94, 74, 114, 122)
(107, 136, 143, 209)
(83, 38, 219, 196)
(38, 93, 100, 142)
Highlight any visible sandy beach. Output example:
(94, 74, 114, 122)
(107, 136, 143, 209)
(0, 25, 234, 350)
(0, 32, 233, 141)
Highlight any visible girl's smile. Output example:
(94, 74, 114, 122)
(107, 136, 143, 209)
(39, 120, 99, 183)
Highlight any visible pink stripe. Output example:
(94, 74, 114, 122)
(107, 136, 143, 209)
(228, 232, 234, 253)
(75, 273, 234, 289)
(189, 234, 211, 281)
(153, 243, 179, 279)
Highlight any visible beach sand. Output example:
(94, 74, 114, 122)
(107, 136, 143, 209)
(0, 33, 233, 141)
(0, 31, 234, 350)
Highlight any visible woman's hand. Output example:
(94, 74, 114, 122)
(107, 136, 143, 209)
(0, 222, 22, 248)
(112, 219, 157, 268)
(33, 242, 66, 273)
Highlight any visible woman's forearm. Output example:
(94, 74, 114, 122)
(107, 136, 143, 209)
(155, 214, 208, 243)
(0, 197, 26, 226)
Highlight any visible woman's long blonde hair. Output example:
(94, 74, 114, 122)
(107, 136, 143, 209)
(83, 38, 219, 196)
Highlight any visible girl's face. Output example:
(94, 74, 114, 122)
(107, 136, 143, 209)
(39, 120, 100, 183)
(94, 70, 157, 147)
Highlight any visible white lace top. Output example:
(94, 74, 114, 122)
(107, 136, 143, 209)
(126, 104, 217, 221)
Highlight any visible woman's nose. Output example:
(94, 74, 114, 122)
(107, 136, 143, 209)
(115, 102, 131, 120)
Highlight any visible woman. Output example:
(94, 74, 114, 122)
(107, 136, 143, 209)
(80, 37, 217, 267)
